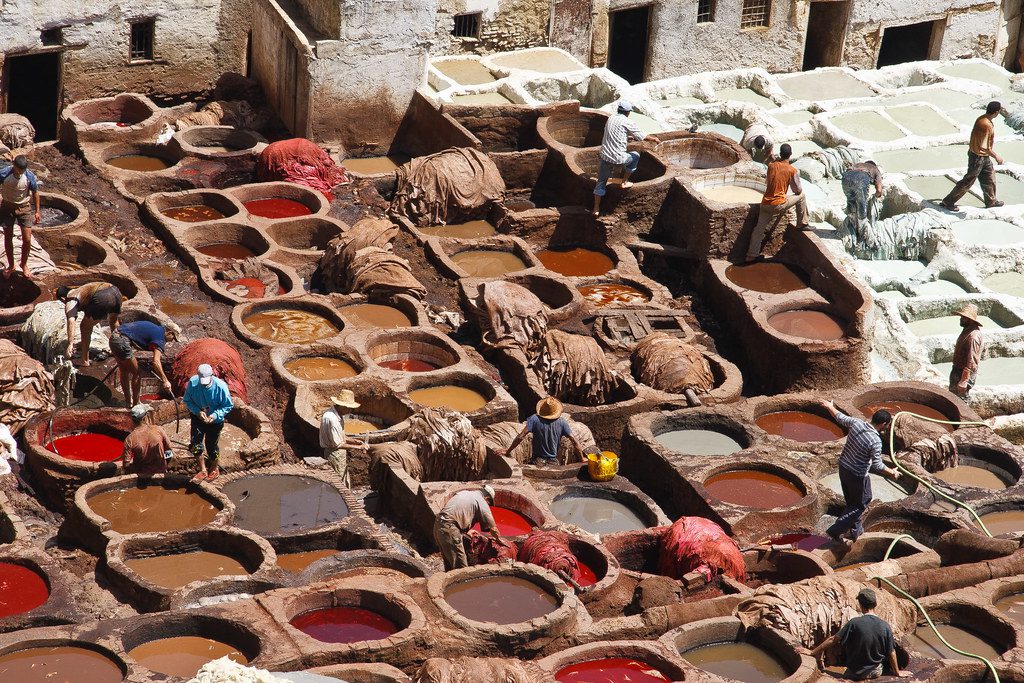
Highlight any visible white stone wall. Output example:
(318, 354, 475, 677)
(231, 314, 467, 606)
(0, 0, 248, 103)
(433, 0, 551, 55)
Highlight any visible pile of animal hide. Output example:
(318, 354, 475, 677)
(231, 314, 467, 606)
(175, 100, 270, 133)
(465, 529, 517, 565)
(319, 217, 424, 300)
(0, 114, 34, 150)
(0, 340, 54, 434)
(890, 412, 957, 473)
(538, 330, 622, 406)
(408, 408, 485, 481)
(20, 301, 109, 365)
(657, 516, 745, 582)
(390, 147, 505, 226)
(255, 137, 348, 198)
(465, 280, 548, 357)
(631, 332, 715, 395)
(213, 257, 280, 299)
(518, 530, 583, 583)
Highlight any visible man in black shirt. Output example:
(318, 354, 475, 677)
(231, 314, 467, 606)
(809, 588, 909, 680)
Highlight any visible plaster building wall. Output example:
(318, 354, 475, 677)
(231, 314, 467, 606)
(433, 0, 551, 55)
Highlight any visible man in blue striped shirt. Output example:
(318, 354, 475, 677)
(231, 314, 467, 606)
(820, 400, 900, 543)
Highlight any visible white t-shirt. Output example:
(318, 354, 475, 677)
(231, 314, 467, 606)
(1, 171, 31, 205)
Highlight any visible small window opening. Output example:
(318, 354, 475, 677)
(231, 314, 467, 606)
(130, 19, 155, 61)
(697, 0, 715, 23)
(41, 28, 63, 46)
(740, 0, 771, 29)
(452, 12, 481, 39)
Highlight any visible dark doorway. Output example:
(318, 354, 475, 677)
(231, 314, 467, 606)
(877, 20, 937, 67)
(4, 52, 62, 141)
(608, 6, 650, 85)
(802, 1, 850, 70)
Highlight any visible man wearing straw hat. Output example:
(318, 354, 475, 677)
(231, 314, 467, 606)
(434, 484, 500, 570)
(950, 303, 984, 399)
(319, 389, 365, 488)
(498, 396, 584, 466)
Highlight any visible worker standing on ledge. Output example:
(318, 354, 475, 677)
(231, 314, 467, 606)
(433, 485, 501, 570)
(940, 101, 1005, 211)
(807, 588, 910, 679)
(819, 400, 899, 543)
(1, 155, 40, 280)
(950, 303, 984, 399)
(184, 363, 233, 482)
(592, 100, 658, 217)
(740, 122, 775, 164)
(744, 143, 809, 263)
(497, 397, 584, 467)
(319, 389, 366, 488)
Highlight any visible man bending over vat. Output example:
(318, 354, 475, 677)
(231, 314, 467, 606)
(592, 100, 659, 217)
(433, 484, 501, 570)
(941, 101, 1005, 211)
(58, 282, 123, 366)
(118, 320, 174, 398)
(950, 303, 983, 399)
(808, 588, 910, 679)
(122, 404, 173, 476)
(745, 143, 809, 263)
(819, 400, 899, 543)
(740, 122, 775, 164)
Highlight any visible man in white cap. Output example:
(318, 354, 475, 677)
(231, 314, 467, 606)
(433, 485, 501, 570)
(319, 389, 366, 488)
(183, 363, 234, 482)
(950, 303, 984, 398)
(592, 100, 658, 217)
(121, 404, 173, 476)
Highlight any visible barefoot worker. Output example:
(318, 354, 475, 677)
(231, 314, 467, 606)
(592, 100, 658, 217)
(1, 155, 40, 280)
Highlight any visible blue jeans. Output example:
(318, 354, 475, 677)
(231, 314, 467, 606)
(842, 170, 872, 223)
(594, 152, 640, 196)
(827, 466, 872, 540)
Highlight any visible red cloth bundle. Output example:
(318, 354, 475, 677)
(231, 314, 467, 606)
(657, 516, 745, 582)
(256, 138, 348, 199)
(170, 337, 248, 403)
(517, 530, 581, 582)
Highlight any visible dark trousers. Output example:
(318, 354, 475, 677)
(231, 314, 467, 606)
(944, 152, 997, 207)
(189, 415, 224, 464)
(827, 467, 872, 540)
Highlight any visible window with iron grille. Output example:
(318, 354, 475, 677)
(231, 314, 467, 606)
(697, 0, 715, 23)
(129, 19, 155, 61)
(740, 0, 770, 29)
(452, 12, 481, 39)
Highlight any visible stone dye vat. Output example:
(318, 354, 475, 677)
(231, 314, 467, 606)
(162, 205, 227, 222)
(829, 111, 904, 143)
(433, 59, 496, 85)
(0, 562, 49, 617)
(655, 429, 744, 455)
(934, 465, 1006, 490)
(933, 357, 1024, 387)
(0, 645, 125, 682)
(340, 304, 412, 328)
(702, 470, 803, 509)
(243, 309, 340, 344)
(222, 475, 349, 537)
(777, 70, 873, 100)
(549, 493, 648, 535)
(378, 359, 440, 372)
(766, 532, 831, 551)
(908, 624, 1002, 661)
(725, 261, 809, 294)
(419, 220, 497, 239)
(342, 155, 410, 175)
(698, 185, 764, 203)
(714, 87, 774, 109)
(977, 510, 1024, 535)
(537, 247, 615, 277)
(284, 356, 359, 381)
(276, 549, 340, 573)
(444, 575, 557, 624)
(767, 310, 845, 341)
(127, 637, 247, 678)
(473, 507, 536, 536)
(87, 485, 218, 534)
(908, 314, 1000, 337)
(755, 411, 845, 442)
(408, 385, 488, 412)
(860, 401, 952, 430)
(682, 642, 789, 682)
(951, 219, 1024, 246)
(995, 593, 1024, 625)
(984, 272, 1024, 297)
(107, 155, 170, 171)
(45, 433, 124, 462)
(905, 176, 985, 208)
(290, 606, 399, 643)
(885, 105, 958, 137)
(555, 657, 669, 681)
(124, 550, 250, 589)
(451, 249, 528, 277)
(578, 283, 650, 307)
(195, 243, 258, 260)
(244, 198, 313, 219)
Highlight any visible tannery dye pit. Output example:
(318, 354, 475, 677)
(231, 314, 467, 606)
(655, 428, 744, 455)
(276, 549, 340, 572)
(725, 262, 809, 294)
(162, 205, 226, 222)
(549, 494, 648, 534)
(196, 243, 258, 260)
(577, 283, 650, 306)
(45, 433, 124, 462)
(124, 550, 250, 589)
(408, 385, 488, 411)
(289, 606, 399, 643)
(127, 637, 247, 678)
(284, 356, 359, 380)
(87, 486, 218, 534)
(473, 506, 535, 535)
(682, 642, 789, 682)
(536, 247, 614, 277)
(222, 475, 349, 536)
(555, 657, 669, 682)
(0, 646, 125, 683)
(244, 198, 312, 219)
(444, 575, 556, 624)
(243, 309, 340, 344)
(451, 249, 528, 277)
(340, 303, 412, 328)
(0, 562, 49, 617)
(767, 310, 845, 341)
(107, 155, 170, 171)
(702, 470, 804, 509)
(755, 410, 846, 442)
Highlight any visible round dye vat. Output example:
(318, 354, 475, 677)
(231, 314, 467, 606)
(243, 309, 339, 344)
(575, 561, 598, 587)
(39, 206, 74, 227)
(549, 494, 647, 535)
(995, 593, 1024, 625)
(755, 411, 845, 442)
(768, 310, 845, 341)
(0, 562, 49, 617)
(127, 636, 246, 678)
(699, 185, 764, 203)
(378, 358, 440, 372)
(123, 550, 249, 589)
(536, 247, 614, 277)
(276, 549, 339, 573)
(472, 506, 535, 536)
(284, 356, 359, 381)
(934, 465, 1006, 490)
(223, 277, 266, 299)
(290, 606, 399, 643)
(655, 428, 744, 455)
(578, 283, 650, 307)
(703, 470, 804, 509)
(45, 433, 124, 462)
(341, 303, 412, 328)
(725, 261, 809, 294)
(408, 385, 488, 412)
(766, 532, 831, 551)
(444, 575, 557, 624)
(978, 510, 1024, 536)
(0, 645, 125, 682)
(952, 219, 1024, 246)
(555, 657, 669, 682)
(908, 624, 1001, 661)
(108, 155, 170, 171)
(87, 486, 218, 534)
(196, 243, 257, 260)
(683, 642, 789, 683)
(157, 298, 208, 317)
(162, 205, 226, 222)
(222, 474, 349, 536)
(420, 220, 497, 239)
(984, 272, 1024, 297)
(860, 401, 952, 431)
(244, 198, 312, 219)
(451, 249, 528, 277)
(344, 418, 381, 435)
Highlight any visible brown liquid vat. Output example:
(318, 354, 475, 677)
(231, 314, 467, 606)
(290, 549, 430, 586)
(147, 189, 244, 226)
(0, 639, 129, 683)
(861, 508, 960, 546)
(906, 601, 1015, 661)
(120, 612, 268, 676)
(272, 344, 365, 387)
(402, 371, 500, 417)
(698, 463, 810, 511)
(928, 662, 1024, 683)
(849, 381, 978, 429)
(35, 232, 111, 272)
(230, 297, 346, 350)
(97, 142, 182, 174)
(291, 380, 415, 456)
(428, 235, 542, 280)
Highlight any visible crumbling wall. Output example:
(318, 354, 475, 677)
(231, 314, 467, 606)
(435, 0, 550, 55)
(251, 0, 313, 137)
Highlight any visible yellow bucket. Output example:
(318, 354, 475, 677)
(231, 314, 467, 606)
(587, 450, 619, 482)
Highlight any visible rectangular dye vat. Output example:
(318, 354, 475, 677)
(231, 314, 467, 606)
(450, 92, 514, 105)
(777, 71, 874, 100)
(880, 88, 984, 111)
(714, 87, 775, 109)
(872, 146, 969, 173)
(660, 96, 704, 107)
(885, 106, 958, 137)
(934, 356, 1024, 386)
(771, 110, 814, 126)
(903, 176, 985, 208)
(937, 62, 1013, 89)
(829, 111, 905, 142)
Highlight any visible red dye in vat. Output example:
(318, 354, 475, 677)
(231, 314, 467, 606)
(766, 532, 831, 551)
(45, 433, 124, 462)
(244, 198, 312, 219)
(556, 657, 669, 682)
(576, 561, 598, 587)
(472, 506, 535, 536)
(289, 606, 398, 643)
(378, 358, 439, 372)
(140, 394, 161, 402)
(225, 277, 266, 299)
(0, 562, 49, 617)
